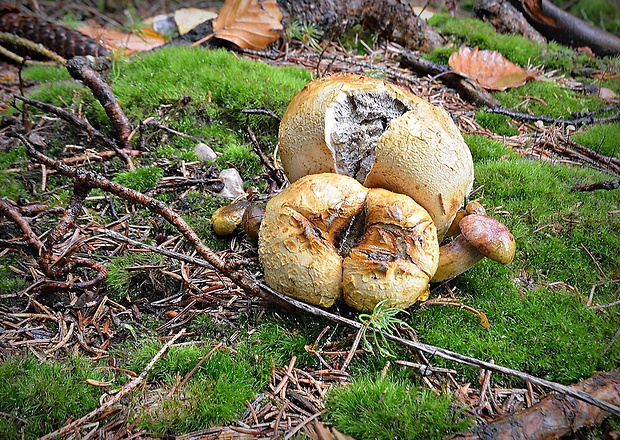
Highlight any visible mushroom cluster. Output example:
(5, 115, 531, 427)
(214, 74, 515, 312)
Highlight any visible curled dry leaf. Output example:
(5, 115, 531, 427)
(449, 46, 540, 91)
(175, 8, 218, 35)
(212, 0, 283, 50)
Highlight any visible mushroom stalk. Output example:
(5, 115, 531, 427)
(432, 235, 485, 282)
(432, 213, 516, 282)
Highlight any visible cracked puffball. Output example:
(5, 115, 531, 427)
(258, 173, 439, 311)
(278, 73, 474, 240)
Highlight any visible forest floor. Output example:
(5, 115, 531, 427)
(0, 1, 619, 439)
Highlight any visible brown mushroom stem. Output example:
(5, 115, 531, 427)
(432, 235, 485, 282)
(432, 214, 516, 282)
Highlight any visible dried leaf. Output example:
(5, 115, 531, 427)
(449, 46, 540, 91)
(521, 0, 557, 26)
(78, 22, 166, 54)
(212, 0, 283, 50)
(174, 8, 218, 35)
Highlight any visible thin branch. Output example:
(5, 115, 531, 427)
(65, 56, 133, 151)
(487, 105, 620, 127)
(0, 31, 66, 64)
(13, 95, 135, 170)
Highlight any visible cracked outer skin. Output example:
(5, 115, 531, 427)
(278, 73, 474, 241)
(342, 188, 439, 312)
(258, 174, 368, 308)
(364, 104, 474, 240)
(258, 174, 439, 311)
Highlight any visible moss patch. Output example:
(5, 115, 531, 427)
(0, 356, 107, 439)
(324, 375, 472, 440)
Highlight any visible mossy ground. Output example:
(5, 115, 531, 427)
(1, 22, 619, 439)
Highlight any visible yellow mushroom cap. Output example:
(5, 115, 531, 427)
(258, 173, 439, 311)
(258, 173, 367, 308)
(342, 188, 439, 312)
(278, 73, 474, 240)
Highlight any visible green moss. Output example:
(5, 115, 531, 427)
(20, 65, 71, 82)
(108, 47, 310, 180)
(324, 375, 472, 440)
(565, 0, 620, 34)
(572, 122, 620, 156)
(0, 146, 29, 200)
(105, 252, 167, 301)
(474, 111, 519, 136)
(128, 339, 272, 434)
(110, 47, 308, 126)
(248, 321, 314, 367)
(217, 143, 261, 177)
(0, 356, 106, 439)
(427, 14, 601, 72)
(113, 166, 163, 192)
(464, 134, 517, 162)
(0, 254, 29, 296)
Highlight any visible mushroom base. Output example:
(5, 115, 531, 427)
(258, 174, 439, 312)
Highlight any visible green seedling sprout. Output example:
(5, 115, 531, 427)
(358, 299, 412, 358)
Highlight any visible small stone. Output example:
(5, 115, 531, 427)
(194, 142, 217, 162)
(217, 168, 245, 200)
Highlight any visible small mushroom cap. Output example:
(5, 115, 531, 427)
(242, 204, 265, 242)
(459, 214, 516, 264)
(212, 199, 251, 236)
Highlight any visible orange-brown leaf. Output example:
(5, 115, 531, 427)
(449, 46, 540, 91)
(212, 0, 283, 50)
(78, 22, 166, 54)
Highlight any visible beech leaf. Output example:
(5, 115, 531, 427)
(174, 8, 218, 36)
(212, 0, 283, 50)
(449, 46, 540, 91)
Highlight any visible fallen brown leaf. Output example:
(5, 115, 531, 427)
(78, 22, 166, 54)
(212, 0, 283, 50)
(174, 8, 218, 35)
(449, 46, 540, 91)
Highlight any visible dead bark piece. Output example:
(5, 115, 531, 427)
(0, 5, 109, 60)
(277, 0, 443, 52)
(447, 370, 620, 440)
(474, 0, 546, 44)
(510, 0, 620, 56)
(571, 180, 619, 192)
(66, 56, 133, 152)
